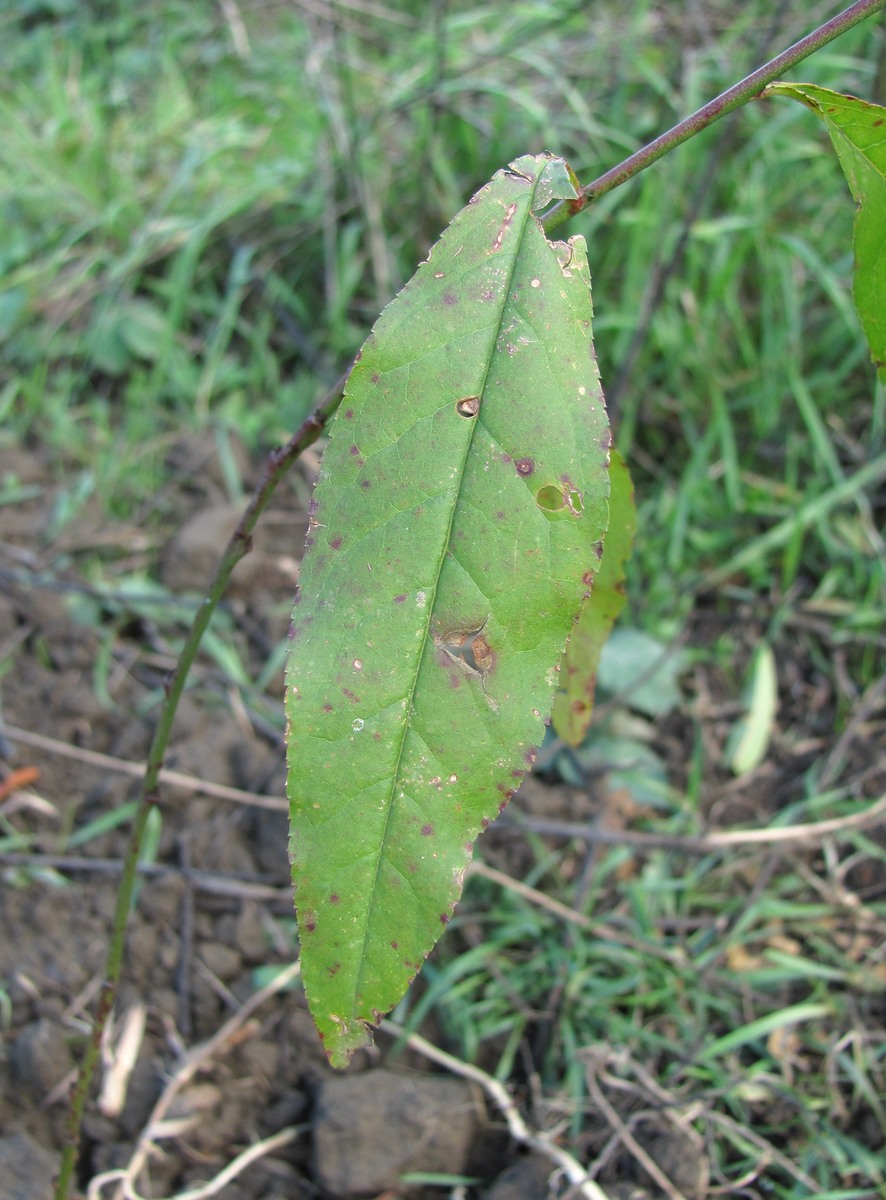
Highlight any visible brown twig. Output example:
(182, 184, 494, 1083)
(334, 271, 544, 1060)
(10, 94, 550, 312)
(0, 723, 287, 812)
(542, 0, 886, 232)
(509, 791, 886, 852)
(10, 718, 883, 855)
(819, 674, 886, 790)
(0, 853, 289, 901)
(583, 1050, 689, 1200)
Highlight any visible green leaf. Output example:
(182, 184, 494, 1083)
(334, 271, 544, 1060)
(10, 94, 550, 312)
(552, 446, 636, 746)
(764, 83, 886, 387)
(596, 628, 685, 719)
(285, 154, 610, 1066)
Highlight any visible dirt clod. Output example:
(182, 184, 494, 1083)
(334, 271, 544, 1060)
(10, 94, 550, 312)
(312, 1069, 485, 1195)
(486, 1154, 554, 1200)
(9, 1019, 73, 1099)
(0, 1132, 57, 1200)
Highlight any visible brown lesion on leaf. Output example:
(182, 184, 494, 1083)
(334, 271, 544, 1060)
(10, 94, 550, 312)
(432, 616, 498, 712)
(491, 201, 518, 253)
(504, 163, 533, 185)
(455, 394, 480, 418)
(472, 631, 494, 673)
(554, 240, 575, 271)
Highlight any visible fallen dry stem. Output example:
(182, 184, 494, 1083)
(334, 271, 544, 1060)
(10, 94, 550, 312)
(583, 1052, 689, 1200)
(585, 1047, 822, 1195)
(380, 1019, 611, 1200)
(7, 721, 882, 850)
(87, 961, 302, 1200)
(0, 724, 287, 811)
(703, 1110, 820, 1192)
(90, 1127, 302, 1200)
(514, 791, 886, 851)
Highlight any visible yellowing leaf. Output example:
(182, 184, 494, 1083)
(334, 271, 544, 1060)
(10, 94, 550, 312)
(552, 446, 636, 745)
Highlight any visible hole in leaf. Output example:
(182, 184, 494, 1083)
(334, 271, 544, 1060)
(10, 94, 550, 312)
(442, 626, 487, 672)
(535, 485, 563, 513)
(535, 484, 584, 519)
(566, 488, 583, 515)
(456, 395, 480, 417)
(432, 618, 498, 710)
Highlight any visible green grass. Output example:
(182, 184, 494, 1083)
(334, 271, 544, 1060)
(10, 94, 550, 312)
(2, 0, 885, 1196)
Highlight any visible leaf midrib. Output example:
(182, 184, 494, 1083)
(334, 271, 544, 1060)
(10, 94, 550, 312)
(348, 178, 543, 1015)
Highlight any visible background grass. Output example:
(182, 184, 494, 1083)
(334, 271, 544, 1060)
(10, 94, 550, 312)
(2, 1, 885, 1197)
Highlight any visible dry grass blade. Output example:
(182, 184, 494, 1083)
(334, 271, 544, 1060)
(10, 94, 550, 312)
(98, 1005, 147, 1119)
(86, 962, 301, 1200)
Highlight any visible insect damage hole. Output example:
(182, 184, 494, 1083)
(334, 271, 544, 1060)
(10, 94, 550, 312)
(455, 395, 480, 418)
(432, 618, 498, 712)
(535, 484, 584, 520)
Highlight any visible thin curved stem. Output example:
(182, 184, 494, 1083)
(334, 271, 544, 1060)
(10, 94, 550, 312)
(542, 0, 885, 234)
(54, 373, 346, 1200)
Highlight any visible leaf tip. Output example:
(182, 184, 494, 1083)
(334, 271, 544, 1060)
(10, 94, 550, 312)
(324, 1015, 375, 1070)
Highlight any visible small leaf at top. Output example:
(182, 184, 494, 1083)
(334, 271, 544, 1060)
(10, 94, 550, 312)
(764, 83, 886, 386)
(285, 154, 610, 1066)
